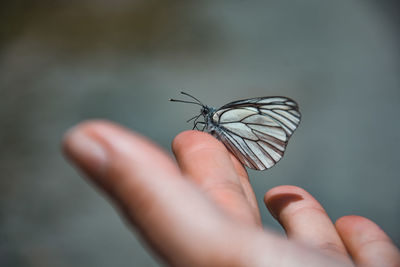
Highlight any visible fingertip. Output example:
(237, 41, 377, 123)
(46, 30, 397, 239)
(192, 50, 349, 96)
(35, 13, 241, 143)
(62, 119, 116, 150)
(172, 130, 225, 156)
(263, 185, 306, 220)
(171, 130, 235, 176)
(172, 130, 201, 152)
(62, 119, 126, 168)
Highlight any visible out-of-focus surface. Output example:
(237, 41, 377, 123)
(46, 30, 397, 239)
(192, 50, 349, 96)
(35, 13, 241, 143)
(1, 1, 399, 266)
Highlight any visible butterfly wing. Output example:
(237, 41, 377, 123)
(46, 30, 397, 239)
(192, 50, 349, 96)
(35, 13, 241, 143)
(210, 97, 300, 170)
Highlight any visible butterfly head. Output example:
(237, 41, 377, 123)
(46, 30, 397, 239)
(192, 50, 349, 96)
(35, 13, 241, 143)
(170, 92, 214, 130)
(201, 106, 210, 117)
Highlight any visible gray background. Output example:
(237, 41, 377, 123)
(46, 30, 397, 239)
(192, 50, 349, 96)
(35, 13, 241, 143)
(1, 1, 399, 266)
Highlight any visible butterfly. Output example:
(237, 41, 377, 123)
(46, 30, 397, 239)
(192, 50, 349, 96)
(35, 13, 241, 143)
(170, 92, 301, 170)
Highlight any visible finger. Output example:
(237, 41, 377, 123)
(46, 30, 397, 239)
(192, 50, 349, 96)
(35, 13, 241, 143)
(172, 130, 261, 226)
(264, 185, 352, 263)
(336, 215, 400, 267)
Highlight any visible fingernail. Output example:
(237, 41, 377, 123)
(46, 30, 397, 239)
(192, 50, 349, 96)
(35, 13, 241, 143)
(63, 128, 108, 177)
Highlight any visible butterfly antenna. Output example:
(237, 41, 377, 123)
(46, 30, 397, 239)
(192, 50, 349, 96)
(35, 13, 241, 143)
(169, 92, 204, 107)
(180, 92, 204, 105)
(169, 98, 203, 106)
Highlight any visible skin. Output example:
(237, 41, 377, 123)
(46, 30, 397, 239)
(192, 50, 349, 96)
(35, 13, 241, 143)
(62, 120, 400, 267)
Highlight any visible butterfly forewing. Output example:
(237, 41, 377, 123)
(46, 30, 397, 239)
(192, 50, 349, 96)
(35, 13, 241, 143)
(211, 96, 300, 170)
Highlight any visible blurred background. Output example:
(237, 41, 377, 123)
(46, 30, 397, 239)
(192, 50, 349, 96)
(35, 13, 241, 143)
(1, 1, 399, 266)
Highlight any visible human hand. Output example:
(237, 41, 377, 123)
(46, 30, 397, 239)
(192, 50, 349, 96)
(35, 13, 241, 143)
(62, 120, 400, 267)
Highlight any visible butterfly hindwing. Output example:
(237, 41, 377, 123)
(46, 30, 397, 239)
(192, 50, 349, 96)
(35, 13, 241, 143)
(210, 97, 300, 170)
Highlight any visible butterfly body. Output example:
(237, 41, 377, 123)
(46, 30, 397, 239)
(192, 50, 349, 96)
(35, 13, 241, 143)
(170, 93, 301, 171)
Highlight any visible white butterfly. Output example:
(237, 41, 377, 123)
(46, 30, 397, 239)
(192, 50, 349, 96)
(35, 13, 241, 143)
(170, 92, 301, 170)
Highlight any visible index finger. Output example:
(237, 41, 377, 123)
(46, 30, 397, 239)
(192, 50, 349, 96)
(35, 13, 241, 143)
(172, 130, 261, 226)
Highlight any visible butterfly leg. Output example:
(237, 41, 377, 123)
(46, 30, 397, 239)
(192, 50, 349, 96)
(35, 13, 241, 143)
(186, 114, 202, 123)
(193, 121, 205, 130)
